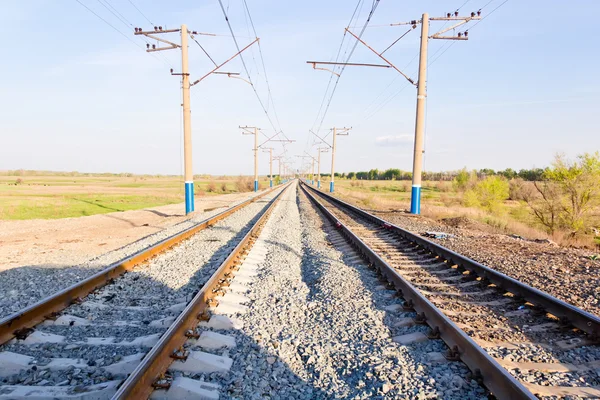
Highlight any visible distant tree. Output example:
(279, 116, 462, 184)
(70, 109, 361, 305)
(368, 169, 380, 180)
(518, 168, 545, 181)
(478, 168, 496, 178)
(347, 172, 356, 180)
(453, 168, 472, 191)
(499, 168, 517, 179)
(356, 171, 368, 180)
(383, 168, 401, 180)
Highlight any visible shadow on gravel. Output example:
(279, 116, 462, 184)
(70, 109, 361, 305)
(295, 189, 489, 399)
(0, 196, 333, 399)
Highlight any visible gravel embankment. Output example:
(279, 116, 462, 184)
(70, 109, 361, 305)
(192, 184, 487, 399)
(0, 190, 270, 319)
(0, 189, 282, 391)
(367, 211, 600, 317)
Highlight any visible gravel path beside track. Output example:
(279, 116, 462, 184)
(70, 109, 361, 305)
(193, 184, 487, 399)
(0, 191, 268, 318)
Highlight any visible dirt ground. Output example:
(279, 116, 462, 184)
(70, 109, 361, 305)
(0, 192, 254, 271)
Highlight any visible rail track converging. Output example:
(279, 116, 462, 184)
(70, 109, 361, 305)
(301, 181, 600, 400)
(0, 183, 291, 399)
(1, 180, 599, 399)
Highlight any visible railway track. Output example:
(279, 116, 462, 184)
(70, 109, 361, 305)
(0, 183, 290, 399)
(301, 182, 600, 400)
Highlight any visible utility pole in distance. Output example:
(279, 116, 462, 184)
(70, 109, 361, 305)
(240, 126, 260, 192)
(273, 155, 284, 184)
(317, 147, 329, 189)
(262, 148, 274, 188)
(304, 152, 318, 186)
(330, 127, 351, 193)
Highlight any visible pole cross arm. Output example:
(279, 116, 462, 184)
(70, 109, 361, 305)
(309, 130, 332, 148)
(304, 152, 318, 162)
(344, 28, 416, 86)
(143, 33, 181, 49)
(191, 38, 259, 86)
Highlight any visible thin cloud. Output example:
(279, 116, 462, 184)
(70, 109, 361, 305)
(375, 135, 413, 147)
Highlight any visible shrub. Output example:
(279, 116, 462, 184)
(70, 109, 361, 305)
(221, 182, 228, 192)
(462, 176, 509, 213)
(463, 189, 480, 208)
(474, 176, 510, 213)
(207, 181, 217, 193)
(235, 177, 254, 192)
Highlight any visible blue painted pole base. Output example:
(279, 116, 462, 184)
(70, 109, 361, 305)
(317, 181, 321, 189)
(410, 185, 421, 214)
(330, 181, 334, 193)
(254, 180, 258, 192)
(185, 181, 195, 214)
(270, 180, 273, 188)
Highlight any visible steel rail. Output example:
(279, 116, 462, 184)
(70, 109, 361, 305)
(303, 183, 600, 338)
(113, 182, 292, 399)
(0, 184, 285, 346)
(300, 183, 536, 400)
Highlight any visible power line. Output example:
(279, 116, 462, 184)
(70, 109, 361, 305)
(127, 0, 153, 26)
(242, 0, 285, 137)
(75, 0, 173, 68)
(313, 0, 382, 138)
(217, 0, 283, 138)
(74, 0, 144, 49)
(191, 36, 218, 67)
(310, 0, 364, 133)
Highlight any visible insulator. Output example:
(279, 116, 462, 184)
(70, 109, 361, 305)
(411, 20, 416, 25)
(454, 11, 459, 16)
(170, 68, 173, 74)
(159, 26, 163, 30)
(134, 27, 138, 32)
(154, 26, 158, 31)
(146, 43, 150, 49)
(457, 32, 462, 37)
(152, 44, 156, 49)
(447, 12, 451, 17)
(464, 31, 469, 37)
(192, 31, 198, 34)
(477, 10, 481, 16)
(412, 24, 417, 29)
(471, 11, 475, 17)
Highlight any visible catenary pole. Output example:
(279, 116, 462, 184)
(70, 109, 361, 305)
(410, 13, 429, 214)
(181, 24, 195, 214)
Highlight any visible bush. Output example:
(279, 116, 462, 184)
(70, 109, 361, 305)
(463, 189, 480, 208)
(235, 177, 254, 192)
(207, 181, 217, 193)
(462, 176, 509, 213)
(453, 169, 478, 192)
(221, 182, 228, 192)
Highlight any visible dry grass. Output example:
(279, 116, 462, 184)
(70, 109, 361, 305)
(337, 178, 599, 249)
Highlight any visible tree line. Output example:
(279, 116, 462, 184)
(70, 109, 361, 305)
(319, 167, 547, 181)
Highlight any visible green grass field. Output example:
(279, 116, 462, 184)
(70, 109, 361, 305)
(0, 174, 266, 220)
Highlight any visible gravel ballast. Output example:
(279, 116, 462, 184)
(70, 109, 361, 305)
(194, 183, 487, 399)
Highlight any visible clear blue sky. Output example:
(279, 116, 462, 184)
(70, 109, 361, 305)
(1, 0, 598, 176)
